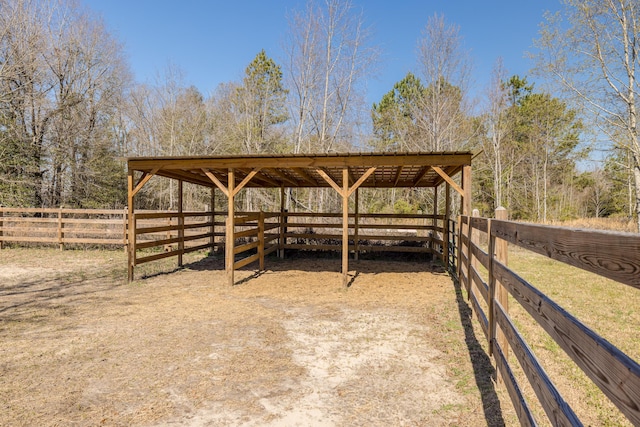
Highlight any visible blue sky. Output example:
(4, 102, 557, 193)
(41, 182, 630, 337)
(84, 0, 561, 106)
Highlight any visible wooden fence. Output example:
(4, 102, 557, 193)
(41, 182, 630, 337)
(0, 207, 128, 249)
(458, 208, 640, 426)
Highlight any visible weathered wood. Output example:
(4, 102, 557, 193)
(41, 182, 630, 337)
(469, 216, 489, 234)
(493, 259, 640, 424)
(234, 228, 259, 239)
(494, 301, 581, 426)
(470, 242, 489, 270)
(469, 264, 489, 304)
(492, 338, 538, 427)
(492, 219, 640, 289)
(494, 207, 509, 364)
(469, 287, 489, 339)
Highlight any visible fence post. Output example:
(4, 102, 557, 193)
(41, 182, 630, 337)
(58, 208, 65, 251)
(494, 207, 509, 367)
(0, 206, 4, 250)
(465, 209, 480, 299)
(123, 207, 128, 253)
(259, 210, 265, 271)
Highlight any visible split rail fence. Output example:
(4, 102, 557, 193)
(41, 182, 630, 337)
(458, 208, 640, 426)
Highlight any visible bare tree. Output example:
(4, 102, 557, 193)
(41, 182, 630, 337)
(483, 58, 510, 208)
(415, 14, 474, 151)
(535, 0, 640, 231)
(0, 0, 130, 208)
(284, 0, 379, 154)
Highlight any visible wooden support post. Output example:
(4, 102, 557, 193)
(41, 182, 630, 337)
(122, 207, 128, 253)
(226, 169, 235, 286)
(210, 188, 215, 253)
(57, 208, 64, 251)
(259, 210, 265, 271)
(462, 164, 472, 216)
(467, 209, 480, 298)
(494, 207, 509, 370)
(444, 183, 451, 268)
(279, 185, 285, 259)
(354, 188, 359, 261)
(433, 186, 438, 255)
(178, 180, 184, 267)
(127, 169, 135, 282)
(342, 168, 349, 287)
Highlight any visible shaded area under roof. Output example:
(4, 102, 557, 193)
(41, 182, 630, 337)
(126, 151, 474, 189)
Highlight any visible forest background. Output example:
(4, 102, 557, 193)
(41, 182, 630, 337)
(1, 0, 638, 231)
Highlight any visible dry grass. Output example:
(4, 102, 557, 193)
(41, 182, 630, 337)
(504, 248, 640, 426)
(548, 217, 637, 233)
(0, 248, 516, 426)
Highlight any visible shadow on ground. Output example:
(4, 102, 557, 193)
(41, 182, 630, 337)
(451, 273, 506, 426)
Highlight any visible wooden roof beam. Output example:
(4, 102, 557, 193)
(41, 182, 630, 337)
(393, 165, 404, 187)
(412, 166, 430, 186)
(292, 167, 318, 186)
(132, 167, 160, 196)
(432, 166, 463, 196)
(267, 168, 300, 186)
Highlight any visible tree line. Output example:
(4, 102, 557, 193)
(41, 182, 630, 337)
(0, 0, 637, 230)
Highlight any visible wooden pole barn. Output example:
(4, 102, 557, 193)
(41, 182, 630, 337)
(126, 152, 474, 286)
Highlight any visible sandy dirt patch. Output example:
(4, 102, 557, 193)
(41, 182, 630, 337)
(0, 249, 514, 426)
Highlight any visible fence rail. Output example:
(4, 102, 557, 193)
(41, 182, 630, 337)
(458, 208, 640, 426)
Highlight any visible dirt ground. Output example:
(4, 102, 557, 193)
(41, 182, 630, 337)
(0, 249, 516, 426)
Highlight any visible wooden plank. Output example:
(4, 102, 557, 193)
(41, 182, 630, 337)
(203, 168, 229, 197)
(234, 252, 260, 269)
(470, 242, 489, 269)
(235, 240, 259, 255)
(264, 244, 278, 256)
(492, 220, 640, 289)
(469, 264, 489, 304)
(136, 249, 178, 265)
(469, 287, 489, 339)
(132, 167, 160, 196)
(0, 236, 63, 244)
(235, 228, 259, 239)
(342, 168, 349, 287)
(493, 260, 640, 424)
(316, 168, 344, 196)
(232, 168, 261, 197)
(347, 167, 377, 196)
(432, 166, 464, 196)
(492, 339, 538, 427)
(494, 301, 581, 426)
(469, 216, 489, 234)
(226, 169, 235, 286)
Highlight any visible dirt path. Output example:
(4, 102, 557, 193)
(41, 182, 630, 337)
(0, 249, 514, 426)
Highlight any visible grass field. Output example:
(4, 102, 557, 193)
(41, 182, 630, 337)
(501, 246, 640, 426)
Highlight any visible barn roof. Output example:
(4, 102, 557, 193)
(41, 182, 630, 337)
(126, 151, 473, 189)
